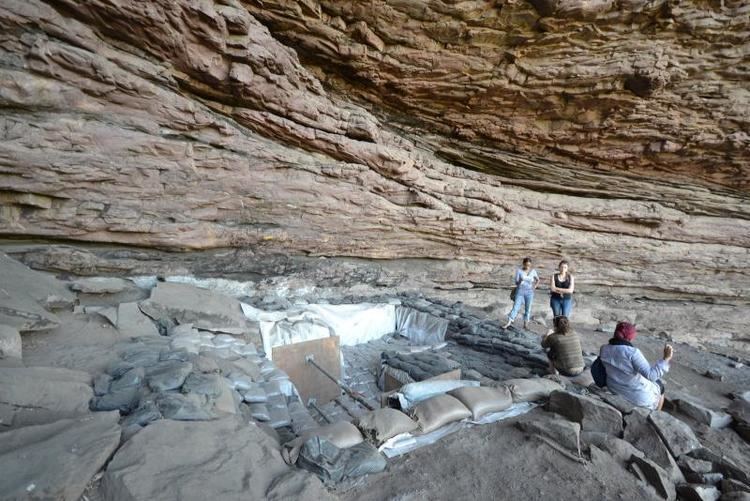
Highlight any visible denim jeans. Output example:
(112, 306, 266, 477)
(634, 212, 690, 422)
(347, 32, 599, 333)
(509, 290, 534, 322)
(550, 295, 573, 318)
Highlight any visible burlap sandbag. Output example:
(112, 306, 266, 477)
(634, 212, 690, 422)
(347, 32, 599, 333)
(355, 408, 418, 445)
(448, 385, 513, 420)
(411, 394, 471, 433)
(502, 378, 563, 402)
(282, 420, 364, 464)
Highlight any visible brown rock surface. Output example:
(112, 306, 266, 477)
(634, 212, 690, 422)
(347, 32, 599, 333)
(0, 1, 748, 351)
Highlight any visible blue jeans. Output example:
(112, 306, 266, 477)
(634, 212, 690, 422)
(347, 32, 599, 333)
(550, 295, 573, 318)
(509, 290, 534, 322)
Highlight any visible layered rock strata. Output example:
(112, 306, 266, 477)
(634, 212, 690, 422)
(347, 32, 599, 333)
(0, 1, 748, 350)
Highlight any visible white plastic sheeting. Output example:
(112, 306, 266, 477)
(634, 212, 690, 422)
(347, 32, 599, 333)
(245, 303, 398, 360)
(395, 306, 449, 345)
(378, 402, 537, 458)
(396, 380, 481, 410)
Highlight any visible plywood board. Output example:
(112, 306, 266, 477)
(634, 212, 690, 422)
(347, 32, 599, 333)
(273, 336, 341, 405)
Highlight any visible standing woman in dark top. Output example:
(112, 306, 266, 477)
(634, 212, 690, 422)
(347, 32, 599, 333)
(550, 260, 575, 318)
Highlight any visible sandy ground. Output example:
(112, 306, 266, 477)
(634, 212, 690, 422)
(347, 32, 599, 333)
(19, 301, 750, 501)
(335, 409, 658, 501)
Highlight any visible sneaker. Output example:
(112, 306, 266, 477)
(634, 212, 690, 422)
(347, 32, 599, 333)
(523, 321, 529, 329)
(503, 320, 512, 329)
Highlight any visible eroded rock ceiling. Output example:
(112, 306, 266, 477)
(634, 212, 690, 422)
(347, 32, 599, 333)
(0, 1, 748, 328)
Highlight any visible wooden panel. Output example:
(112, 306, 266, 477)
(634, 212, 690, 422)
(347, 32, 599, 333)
(272, 336, 341, 405)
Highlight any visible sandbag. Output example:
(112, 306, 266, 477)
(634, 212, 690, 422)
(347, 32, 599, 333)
(267, 405, 292, 428)
(289, 401, 318, 435)
(241, 384, 268, 403)
(297, 437, 386, 483)
(228, 358, 262, 381)
(267, 394, 288, 409)
(266, 368, 290, 381)
(448, 385, 513, 420)
(170, 337, 200, 354)
(225, 373, 254, 391)
(273, 378, 296, 398)
(230, 343, 257, 357)
(263, 381, 285, 397)
(159, 348, 196, 363)
(121, 400, 162, 427)
(146, 361, 193, 392)
(156, 393, 216, 421)
(248, 402, 270, 422)
(199, 346, 238, 360)
(503, 378, 563, 402)
(411, 394, 471, 433)
(282, 421, 364, 465)
(259, 360, 275, 375)
(399, 379, 480, 409)
(213, 334, 240, 347)
(181, 373, 224, 397)
(356, 408, 418, 445)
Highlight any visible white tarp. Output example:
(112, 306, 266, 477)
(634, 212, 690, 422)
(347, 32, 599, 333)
(395, 306, 449, 345)
(246, 303, 397, 360)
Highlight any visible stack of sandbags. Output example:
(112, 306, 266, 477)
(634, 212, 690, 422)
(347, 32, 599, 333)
(499, 378, 563, 403)
(410, 394, 472, 433)
(282, 421, 364, 464)
(448, 385, 513, 420)
(283, 420, 387, 483)
(397, 379, 480, 410)
(355, 407, 419, 446)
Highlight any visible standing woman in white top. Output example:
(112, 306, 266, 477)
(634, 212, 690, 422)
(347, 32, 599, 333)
(503, 257, 540, 330)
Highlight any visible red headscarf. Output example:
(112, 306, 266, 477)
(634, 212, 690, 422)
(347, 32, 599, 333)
(614, 321, 637, 342)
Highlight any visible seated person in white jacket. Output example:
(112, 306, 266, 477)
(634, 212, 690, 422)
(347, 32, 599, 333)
(598, 321, 673, 410)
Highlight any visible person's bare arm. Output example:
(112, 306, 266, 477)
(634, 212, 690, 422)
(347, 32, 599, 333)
(557, 275, 575, 294)
(550, 275, 557, 293)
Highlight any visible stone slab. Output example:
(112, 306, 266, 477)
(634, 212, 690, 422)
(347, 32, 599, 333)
(0, 411, 121, 500)
(0, 366, 93, 428)
(629, 454, 677, 500)
(624, 408, 685, 483)
(0, 252, 75, 308)
(70, 277, 133, 294)
(517, 414, 581, 455)
(101, 417, 333, 501)
(115, 302, 160, 337)
(673, 395, 733, 429)
(139, 282, 247, 334)
(649, 410, 702, 458)
(547, 390, 623, 435)
(676, 483, 720, 501)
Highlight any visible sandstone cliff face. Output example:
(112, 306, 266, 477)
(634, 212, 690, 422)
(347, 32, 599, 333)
(247, 0, 750, 190)
(0, 1, 748, 349)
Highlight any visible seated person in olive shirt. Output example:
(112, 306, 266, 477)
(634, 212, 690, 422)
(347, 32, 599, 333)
(541, 316, 584, 377)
